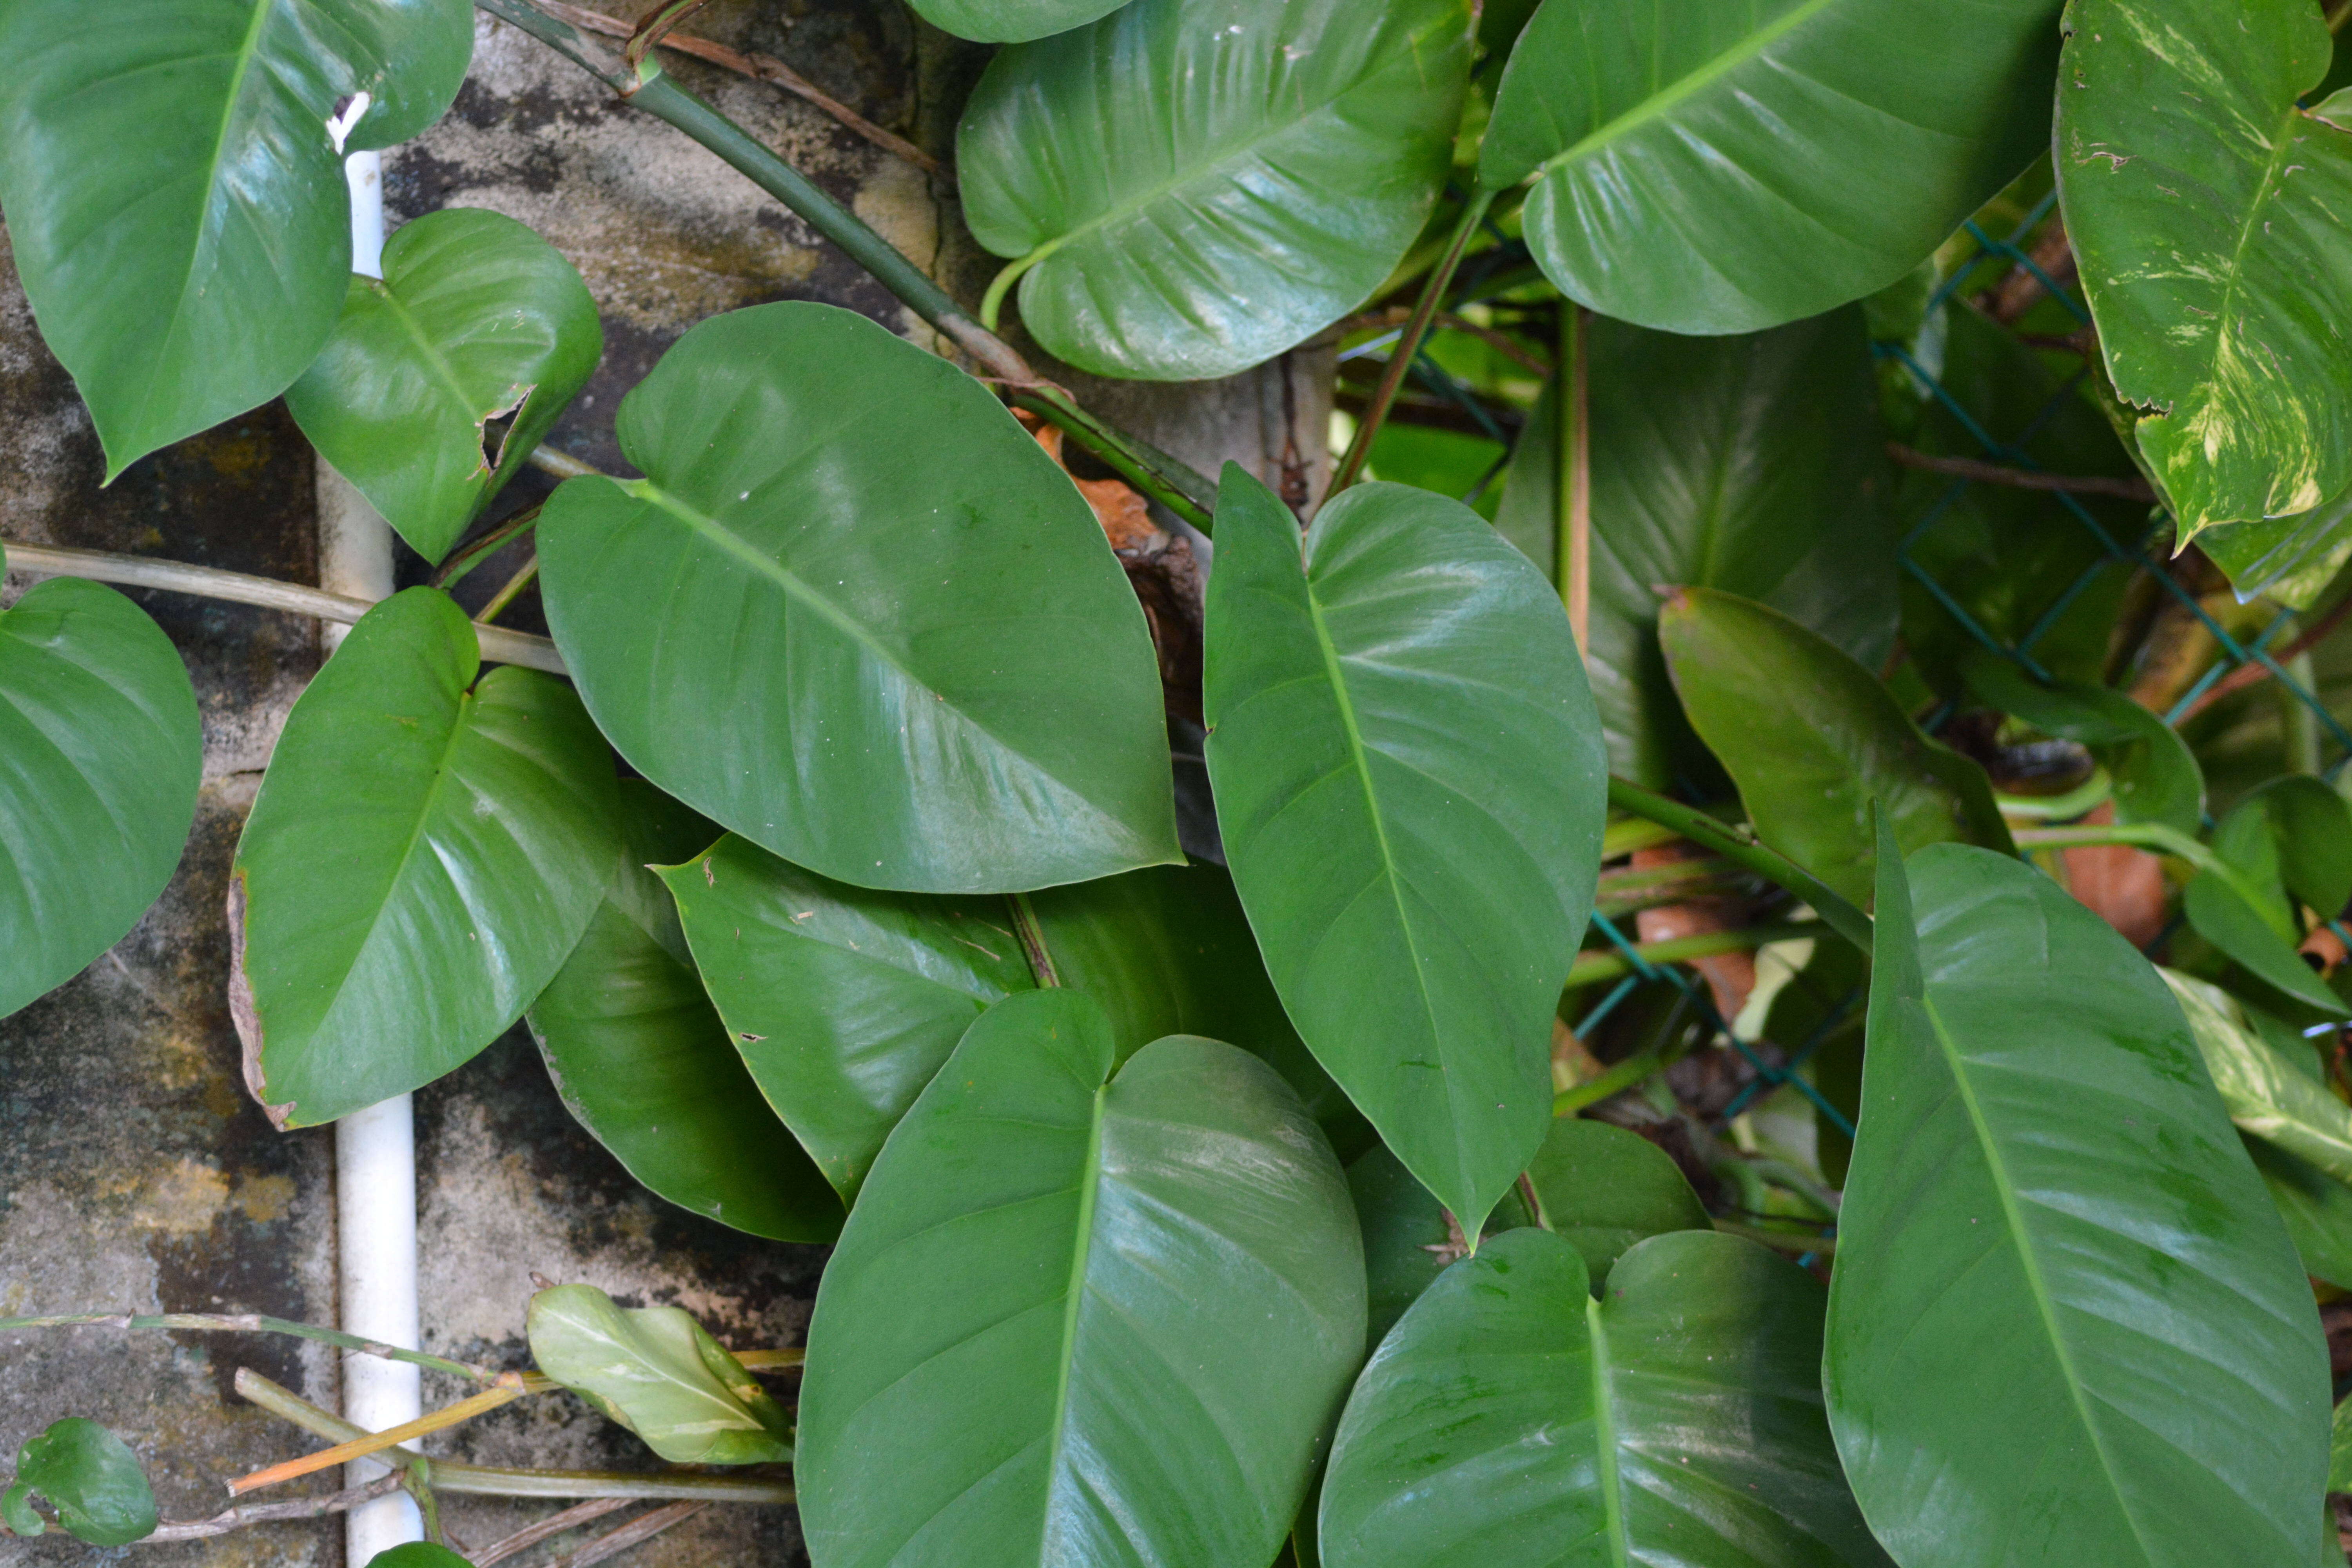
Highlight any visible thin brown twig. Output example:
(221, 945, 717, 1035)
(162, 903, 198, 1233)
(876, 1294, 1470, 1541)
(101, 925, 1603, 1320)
(548, 1501, 710, 1567)
(1884, 441, 2159, 503)
(2176, 592, 2352, 722)
(145, 1473, 410, 1541)
(473, 1497, 635, 1566)
(537, 0, 942, 174)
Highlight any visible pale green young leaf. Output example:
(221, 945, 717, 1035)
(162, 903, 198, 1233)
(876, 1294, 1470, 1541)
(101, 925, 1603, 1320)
(527, 1284, 792, 1465)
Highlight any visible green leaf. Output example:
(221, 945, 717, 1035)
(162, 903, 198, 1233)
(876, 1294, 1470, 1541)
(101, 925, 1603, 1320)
(2057, 0, 2352, 534)
(1657, 586, 2014, 909)
(2245, 1135, 2352, 1292)
(2334, 1397, 2352, 1494)
(286, 209, 602, 564)
(527, 782, 842, 1243)
(1523, 1117, 1711, 1290)
(1824, 833, 2328, 1568)
(0, 0, 472, 475)
(537, 301, 1178, 894)
(1481, 0, 2062, 333)
(2165, 967, 2352, 1183)
(1203, 468, 1606, 1230)
(2198, 488, 2352, 611)
(2184, 784, 2352, 1017)
(1321, 1228, 1890, 1568)
(232, 589, 622, 1126)
(1493, 308, 1895, 786)
(1760, 935, 1870, 1187)
(1961, 652, 2205, 836)
(2185, 871, 2351, 1016)
(1347, 1141, 1537, 1343)
(0, 557, 202, 1020)
(527, 1283, 792, 1465)
(908, 0, 1127, 44)
(1896, 308, 2141, 698)
(2, 1419, 156, 1546)
(797, 989, 1365, 1568)
(366, 1547, 476, 1568)
(958, 0, 1472, 380)
(2240, 777, 2352, 920)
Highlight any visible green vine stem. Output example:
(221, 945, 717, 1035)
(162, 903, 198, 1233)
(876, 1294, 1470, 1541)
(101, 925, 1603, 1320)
(1329, 188, 1497, 495)
(1603, 777, 1875, 955)
(1007, 893, 1064, 988)
(1564, 919, 1820, 989)
(233, 1371, 797, 1504)
(2011, 820, 2273, 911)
(0, 1311, 497, 1383)
(471, 0, 1220, 532)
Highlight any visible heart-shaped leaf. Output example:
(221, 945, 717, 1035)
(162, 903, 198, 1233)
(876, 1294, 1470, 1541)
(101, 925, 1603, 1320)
(1204, 467, 1606, 1232)
(286, 208, 602, 564)
(2165, 967, 2352, 1183)
(0, 554, 202, 1020)
(1658, 586, 2013, 909)
(797, 989, 1365, 1568)
(909, 0, 1129, 44)
(537, 301, 1178, 894)
(2057, 0, 2352, 534)
(1321, 1228, 1891, 1568)
(1482, 0, 2062, 333)
(1825, 832, 2328, 1568)
(1523, 1116, 1711, 1290)
(958, 0, 1471, 379)
(1962, 653, 2205, 836)
(663, 835, 1354, 1203)
(232, 589, 622, 1126)
(527, 1283, 793, 1465)
(527, 781, 842, 1242)
(0, 0, 472, 474)
(1493, 307, 1894, 786)
(1, 1419, 156, 1546)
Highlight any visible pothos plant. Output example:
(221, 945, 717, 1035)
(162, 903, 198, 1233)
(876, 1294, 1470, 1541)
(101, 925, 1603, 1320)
(4, 0, 2352, 1564)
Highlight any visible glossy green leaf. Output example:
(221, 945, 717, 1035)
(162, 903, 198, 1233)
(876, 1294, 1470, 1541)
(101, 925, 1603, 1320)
(1897, 308, 2141, 697)
(232, 589, 622, 1126)
(2185, 871, 2350, 1016)
(2165, 968, 2352, 1183)
(1347, 1142, 1536, 1344)
(909, 0, 1127, 43)
(1523, 1116, 1711, 1290)
(527, 782, 841, 1243)
(0, 553, 202, 1020)
(286, 209, 602, 564)
(366, 1547, 475, 1568)
(537, 301, 1177, 894)
(1204, 467, 1606, 1230)
(797, 989, 1365, 1568)
(2199, 488, 2352, 612)
(527, 1283, 792, 1465)
(0, 0, 471, 475)
(1962, 652, 2205, 836)
(1, 1419, 156, 1546)
(1481, 0, 2062, 333)
(958, 0, 1471, 380)
(1825, 835, 2328, 1568)
(2246, 1135, 2352, 1292)
(1494, 308, 1895, 785)
(1321, 1228, 1890, 1568)
(1658, 587, 2013, 909)
(2057, 0, 2352, 535)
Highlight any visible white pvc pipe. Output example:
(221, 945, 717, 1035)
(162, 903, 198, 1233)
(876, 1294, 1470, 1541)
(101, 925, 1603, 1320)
(323, 135, 425, 1563)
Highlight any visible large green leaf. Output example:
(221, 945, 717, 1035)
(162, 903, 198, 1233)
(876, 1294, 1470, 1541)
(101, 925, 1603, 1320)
(1962, 653, 2205, 836)
(1321, 1228, 1890, 1568)
(1658, 587, 2013, 909)
(2247, 1135, 2352, 1293)
(537, 301, 1177, 894)
(1203, 468, 1606, 1231)
(1523, 1116, 1711, 1290)
(527, 782, 840, 1243)
(909, 0, 1127, 44)
(1, 1419, 156, 1547)
(2165, 968, 2352, 1183)
(1481, 0, 2062, 333)
(0, 555, 202, 1020)
(1824, 835, 2328, 1568)
(2198, 490, 2352, 612)
(232, 589, 621, 1126)
(1347, 1142, 1537, 1344)
(0, 0, 472, 475)
(664, 835, 1357, 1205)
(797, 989, 1365, 1568)
(527, 1283, 793, 1465)
(1494, 308, 1894, 785)
(957, 0, 1471, 380)
(2057, 0, 2352, 535)
(286, 209, 602, 564)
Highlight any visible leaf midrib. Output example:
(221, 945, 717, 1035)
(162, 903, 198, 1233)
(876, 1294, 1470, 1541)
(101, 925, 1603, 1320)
(1532, 0, 1845, 182)
(1584, 1292, 1630, 1568)
(375, 278, 526, 476)
(1918, 988, 2161, 1568)
(1038, 1083, 1108, 1558)
(1006, 1, 1464, 272)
